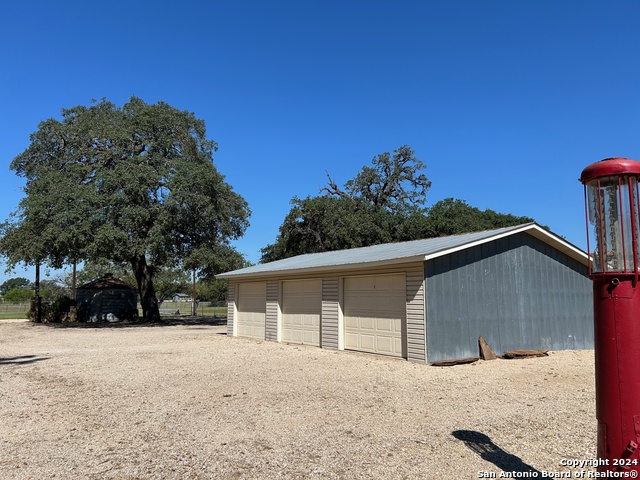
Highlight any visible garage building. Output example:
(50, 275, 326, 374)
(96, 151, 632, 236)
(218, 223, 593, 363)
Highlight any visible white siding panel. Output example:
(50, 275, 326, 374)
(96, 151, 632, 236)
(321, 277, 339, 350)
(406, 267, 426, 363)
(227, 283, 235, 336)
(265, 281, 279, 341)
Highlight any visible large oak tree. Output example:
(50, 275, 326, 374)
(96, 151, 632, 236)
(261, 146, 535, 262)
(0, 97, 250, 322)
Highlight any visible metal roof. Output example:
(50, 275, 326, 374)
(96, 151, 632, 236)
(217, 223, 588, 280)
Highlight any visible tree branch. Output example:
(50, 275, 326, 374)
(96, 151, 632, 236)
(320, 170, 350, 199)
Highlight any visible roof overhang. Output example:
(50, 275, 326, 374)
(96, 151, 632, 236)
(217, 223, 588, 281)
(422, 223, 588, 265)
(217, 254, 428, 281)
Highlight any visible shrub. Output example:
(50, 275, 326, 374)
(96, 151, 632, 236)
(29, 295, 74, 323)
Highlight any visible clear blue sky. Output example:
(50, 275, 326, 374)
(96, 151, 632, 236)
(2, 0, 639, 284)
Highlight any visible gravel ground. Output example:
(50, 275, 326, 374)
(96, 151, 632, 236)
(0, 318, 597, 479)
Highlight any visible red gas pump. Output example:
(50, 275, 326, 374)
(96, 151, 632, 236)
(580, 157, 640, 472)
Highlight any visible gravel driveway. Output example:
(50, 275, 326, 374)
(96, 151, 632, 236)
(0, 318, 596, 479)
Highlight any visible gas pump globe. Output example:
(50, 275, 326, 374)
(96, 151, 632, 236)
(580, 157, 640, 471)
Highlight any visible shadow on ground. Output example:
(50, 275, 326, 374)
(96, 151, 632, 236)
(0, 355, 50, 365)
(452, 430, 540, 474)
(42, 316, 227, 329)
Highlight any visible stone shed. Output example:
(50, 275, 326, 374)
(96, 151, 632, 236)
(76, 274, 138, 323)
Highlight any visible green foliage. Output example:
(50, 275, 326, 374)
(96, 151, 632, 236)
(423, 198, 536, 236)
(151, 268, 190, 304)
(1, 97, 250, 322)
(197, 278, 230, 304)
(341, 145, 431, 214)
(3, 287, 34, 303)
(262, 147, 538, 262)
(0, 277, 33, 296)
(261, 196, 396, 262)
(29, 295, 73, 323)
(263, 145, 431, 262)
(39, 280, 71, 300)
(68, 259, 135, 287)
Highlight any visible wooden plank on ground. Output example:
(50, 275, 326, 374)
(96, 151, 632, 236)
(502, 349, 549, 359)
(430, 357, 480, 367)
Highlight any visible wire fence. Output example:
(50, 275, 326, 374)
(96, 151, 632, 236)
(157, 301, 227, 317)
(0, 301, 226, 319)
(0, 303, 30, 313)
(0, 303, 30, 319)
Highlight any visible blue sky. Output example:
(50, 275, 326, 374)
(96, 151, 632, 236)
(1, 0, 639, 284)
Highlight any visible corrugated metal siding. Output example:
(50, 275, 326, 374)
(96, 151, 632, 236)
(425, 232, 593, 362)
(321, 277, 339, 350)
(265, 281, 279, 341)
(226, 283, 235, 336)
(406, 267, 426, 363)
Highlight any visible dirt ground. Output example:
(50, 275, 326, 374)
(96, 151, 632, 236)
(0, 318, 597, 479)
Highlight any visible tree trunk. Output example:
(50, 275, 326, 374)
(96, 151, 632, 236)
(34, 262, 42, 323)
(131, 255, 160, 323)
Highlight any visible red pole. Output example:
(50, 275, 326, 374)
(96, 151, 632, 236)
(581, 158, 640, 473)
(592, 274, 640, 469)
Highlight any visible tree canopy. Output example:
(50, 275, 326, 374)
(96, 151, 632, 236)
(0, 277, 32, 296)
(3, 287, 34, 303)
(0, 97, 250, 322)
(261, 146, 535, 262)
(322, 145, 431, 214)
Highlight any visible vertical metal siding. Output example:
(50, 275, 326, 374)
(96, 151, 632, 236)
(321, 277, 339, 350)
(426, 232, 593, 362)
(265, 281, 279, 341)
(226, 283, 235, 336)
(406, 267, 426, 363)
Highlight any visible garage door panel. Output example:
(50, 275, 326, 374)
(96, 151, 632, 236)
(360, 335, 375, 351)
(376, 336, 394, 354)
(282, 279, 321, 346)
(344, 274, 405, 358)
(237, 282, 266, 339)
(286, 329, 303, 343)
(376, 318, 396, 332)
(303, 330, 316, 344)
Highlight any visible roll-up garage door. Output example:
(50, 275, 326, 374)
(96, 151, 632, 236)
(282, 279, 321, 346)
(344, 274, 405, 357)
(236, 282, 266, 339)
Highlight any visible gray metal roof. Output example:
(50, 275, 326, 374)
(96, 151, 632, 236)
(217, 223, 588, 279)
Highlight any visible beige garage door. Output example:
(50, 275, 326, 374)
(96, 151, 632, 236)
(344, 274, 405, 357)
(237, 282, 266, 339)
(282, 279, 321, 346)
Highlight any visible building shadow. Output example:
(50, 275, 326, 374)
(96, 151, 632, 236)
(452, 430, 541, 474)
(0, 355, 50, 365)
(46, 315, 227, 329)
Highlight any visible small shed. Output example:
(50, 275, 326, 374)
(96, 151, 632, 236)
(76, 274, 138, 323)
(217, 223, 594, 364)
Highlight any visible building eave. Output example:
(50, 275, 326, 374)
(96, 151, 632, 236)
(217, 223, 589, 281)
(422, 223, 588, 265)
